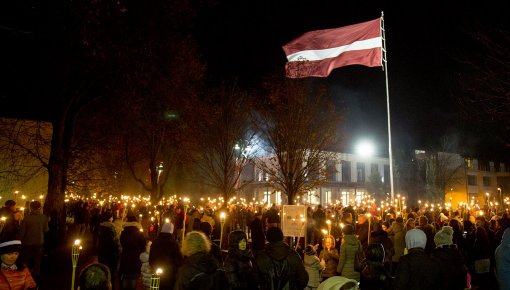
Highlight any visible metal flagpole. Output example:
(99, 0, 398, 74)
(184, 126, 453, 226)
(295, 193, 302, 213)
(380, 11, 395, 202)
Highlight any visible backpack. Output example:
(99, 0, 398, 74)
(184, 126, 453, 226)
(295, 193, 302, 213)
(270, 258, 290, 290)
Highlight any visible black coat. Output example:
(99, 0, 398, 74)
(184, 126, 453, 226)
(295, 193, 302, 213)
(394, 248, 440, 290)
(430, 245, 468, 290)
(174, 252, 227, 290)
(149, 233, 183, 290)
(97, 222, 120, 274)
(224, 248, 256, 290)
(249, 218, 265, 252)
(254, 241, 308, 290)
(119, 225, 146, 275)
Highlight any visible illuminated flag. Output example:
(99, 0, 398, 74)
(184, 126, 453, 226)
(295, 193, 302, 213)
(283, 18, 382, 78)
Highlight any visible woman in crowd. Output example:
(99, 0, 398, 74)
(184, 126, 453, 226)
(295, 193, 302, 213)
(337, 224, 360, 281)
(174, 231, 226, 290)
(224, 230, 256, 290)
(430, 226, 468, 290)
(319, 234, 339, 281)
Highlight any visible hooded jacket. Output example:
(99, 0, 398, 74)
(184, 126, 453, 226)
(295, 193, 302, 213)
(98, 221, 121, 273)
(496, 228, 510, 290)
(254, 241, 308, 290)
(304, 253, 323, 288)
(336, 234, 360, 281)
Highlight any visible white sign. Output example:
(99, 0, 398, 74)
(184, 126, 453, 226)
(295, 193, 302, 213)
(281, 205, 307, 237)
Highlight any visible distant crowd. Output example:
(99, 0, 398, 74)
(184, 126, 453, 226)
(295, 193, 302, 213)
(0, 198, 509, 290)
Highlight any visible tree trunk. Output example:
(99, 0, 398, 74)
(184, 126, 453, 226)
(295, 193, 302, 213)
(44, 113, 74, 217)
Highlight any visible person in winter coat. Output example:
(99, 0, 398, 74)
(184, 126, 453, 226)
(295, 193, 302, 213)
(304, 244, 324, 290)
(140, 241, 152, 290)
(388, 217, 405, 275)
(359, 243, 391, 290)
(253, 227, 308, 290)
(368, 230, 394, 272)
(472, 226, 491, 290)
(394, 229, 440, 290)
(119, 215, 146, 290)
(319, 235, 339, 280)
(417, 216, 436, 255)
(430, 226, 468, 290)
(97, 211, 121, 280)
(249, 212, 265, 252)
(20, 200, 48, 281)
(495, 228, 510, 290)
(174, 231, 227, 290)
(337, 224, 360, 281)
(149, 221, 183, 290)
(224, 230, 256, 290)
(0, 239, 36, 290)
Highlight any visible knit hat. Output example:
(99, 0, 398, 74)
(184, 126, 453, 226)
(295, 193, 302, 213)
(405, 229, 427, 249)
(305, 244, 316, 256)
(0, 240, 21, 255)
(318, 276, 359, 290)
(266, 227, 284, 242)
(434, 226, 454, 247)
(161, 221, 174, 234)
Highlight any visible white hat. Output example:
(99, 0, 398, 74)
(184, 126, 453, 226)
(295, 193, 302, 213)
(161, 222, 174, 234)
(318, 276, 359, 290)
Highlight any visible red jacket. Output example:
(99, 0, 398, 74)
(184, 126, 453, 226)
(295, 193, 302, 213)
(0, 267, 36, 290)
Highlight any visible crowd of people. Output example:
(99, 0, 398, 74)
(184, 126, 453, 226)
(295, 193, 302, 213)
(0, 196, 509, 290)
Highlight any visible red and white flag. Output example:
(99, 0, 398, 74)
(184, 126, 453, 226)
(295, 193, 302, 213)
(283, 18, 382, 78)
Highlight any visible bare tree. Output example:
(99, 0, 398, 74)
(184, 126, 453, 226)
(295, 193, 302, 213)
(194, 84, 258, 201)
(456, 25, 510, 145)
(255, 79, 342, 205)
(422, 137, 465, 202)
(0, 119, 52, 196)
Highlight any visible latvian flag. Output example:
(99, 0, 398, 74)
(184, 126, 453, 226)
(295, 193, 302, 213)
(283, 18, 382, 78)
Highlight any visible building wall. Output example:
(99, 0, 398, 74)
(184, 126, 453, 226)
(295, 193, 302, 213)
(248, 152, 390, 206)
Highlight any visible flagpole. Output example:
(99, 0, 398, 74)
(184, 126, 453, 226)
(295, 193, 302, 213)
(381, 11, 395, 203)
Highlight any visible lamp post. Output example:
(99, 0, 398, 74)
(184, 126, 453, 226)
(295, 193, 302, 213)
(150, 268, 163, 290)
(220, 212, 226, 249)
(71, 239, 82, 290)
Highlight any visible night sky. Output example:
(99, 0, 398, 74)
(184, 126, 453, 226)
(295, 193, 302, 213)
(1, 1, 510, 159)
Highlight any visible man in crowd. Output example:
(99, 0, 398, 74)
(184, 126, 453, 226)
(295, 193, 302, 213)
(254, 227, 308, 290)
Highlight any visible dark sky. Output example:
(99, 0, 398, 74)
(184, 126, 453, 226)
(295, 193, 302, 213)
(195, 0, 510, 159)
(2, 1, 510, 159)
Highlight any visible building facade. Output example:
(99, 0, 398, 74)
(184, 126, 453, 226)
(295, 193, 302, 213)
(244, 152, 390, 206)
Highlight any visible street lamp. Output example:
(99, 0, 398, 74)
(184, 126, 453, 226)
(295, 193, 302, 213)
(355, 140, 375, 158)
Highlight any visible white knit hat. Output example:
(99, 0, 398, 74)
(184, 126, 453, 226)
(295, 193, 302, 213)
(405, 229, 427, 249)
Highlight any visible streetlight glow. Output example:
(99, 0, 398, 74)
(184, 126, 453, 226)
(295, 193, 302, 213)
(356, 140, 375, 157)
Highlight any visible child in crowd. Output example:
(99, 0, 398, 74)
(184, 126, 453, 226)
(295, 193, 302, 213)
(0, 239, 37, 290)
(304, 244, 324, 290)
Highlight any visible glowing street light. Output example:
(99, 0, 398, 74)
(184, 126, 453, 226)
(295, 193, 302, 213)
(356, 140, 375, 158)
